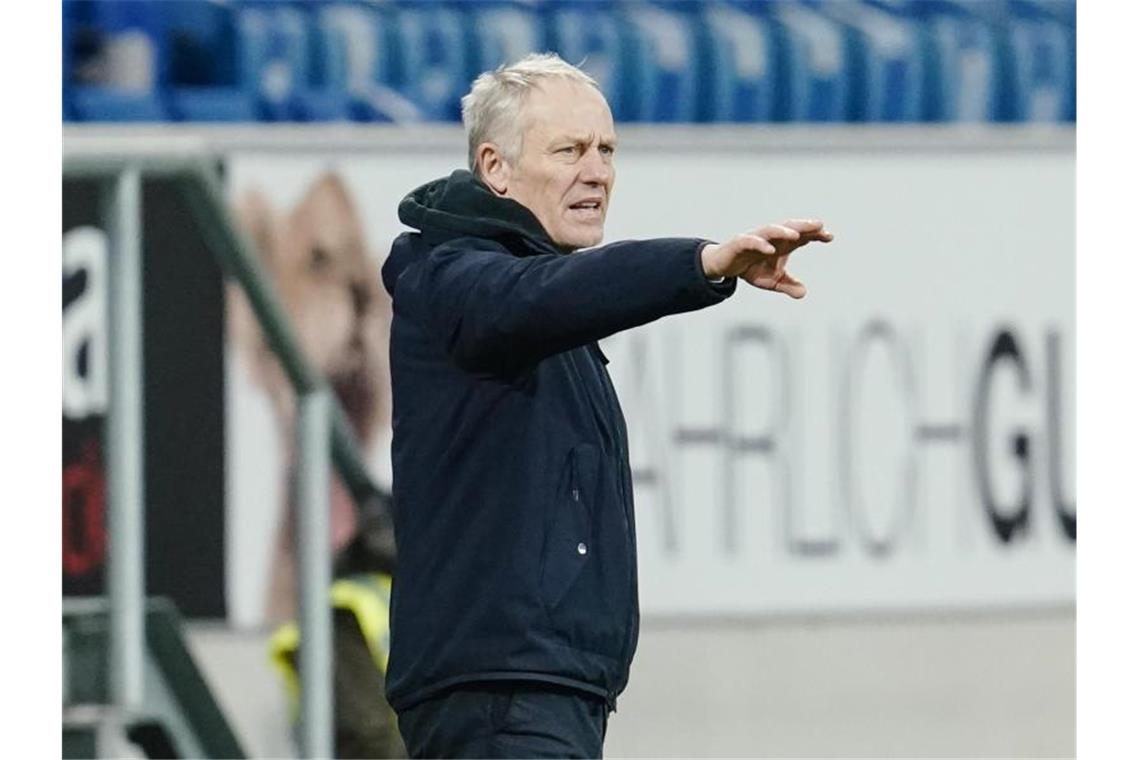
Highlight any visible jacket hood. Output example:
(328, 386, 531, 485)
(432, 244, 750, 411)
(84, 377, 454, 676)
(401, 170, 559, 250)
(383, 169, 560, 296)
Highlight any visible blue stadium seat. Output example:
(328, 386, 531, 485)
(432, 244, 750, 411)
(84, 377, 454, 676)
(910, 2, 1003, 122)
(159, 0, 239, 88)
(1013, 0, 1077, 28)
(621, 2, 700, 122)
(60, 0, 1076, 126)
(293, 90, 357, 122)
(234, 2, 313, 121)
(546, 1, 638, 122)
(392, 1, 470, 121)
(1011, 1, 1075, 120)
(70, 86, 169, 122)
(696, 2, 779, 122)
(91, 0, 168, 87)
(802, 0, 1072, 125)
(467, 1, 546, 79)
(767, 2, 850, 122)
(66, 0, 168, 122)
(63, 1, 77, 121)
(167, 87, 259, 122)
(310, 1, 422, 122)
(155, 1, 257, 122)
(822, 1, 926, 122)
(1003, 7, 1074, 122)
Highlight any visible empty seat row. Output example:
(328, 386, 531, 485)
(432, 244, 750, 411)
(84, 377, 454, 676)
(62, 0, 1076, 124)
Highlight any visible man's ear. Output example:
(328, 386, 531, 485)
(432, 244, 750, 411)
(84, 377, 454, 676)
(475, 142, 511, 196)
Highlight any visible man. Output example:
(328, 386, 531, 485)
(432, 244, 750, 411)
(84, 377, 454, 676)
(381, 53, 832, 758)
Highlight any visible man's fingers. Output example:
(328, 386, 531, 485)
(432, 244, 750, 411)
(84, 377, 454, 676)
(731, 219, 828, 296)
(754, 224, 801, 242)
(781, 219, 834, 242)
(798, 228, 834, 243)
(719, 221, 832, 280)
(781, 218, 824, 233)
(736, 234, 777, 256)
(777, 219, 834, 248)
(776, 270, 807, 299)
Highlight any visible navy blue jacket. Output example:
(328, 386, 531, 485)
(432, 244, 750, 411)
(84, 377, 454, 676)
(381, 170, 735, 712)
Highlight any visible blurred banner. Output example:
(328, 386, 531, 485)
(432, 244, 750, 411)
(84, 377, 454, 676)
(224, 129, 1074, 621)
(224, 160, 399, 628)
(62, 176, 228, 617)
(603, 137, 1076, 615)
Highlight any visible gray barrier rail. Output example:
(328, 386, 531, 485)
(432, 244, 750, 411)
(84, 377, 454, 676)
(63, 150, 387, 759)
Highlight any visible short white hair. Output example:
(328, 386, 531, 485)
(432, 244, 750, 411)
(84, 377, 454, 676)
(461, 53, 601, 175)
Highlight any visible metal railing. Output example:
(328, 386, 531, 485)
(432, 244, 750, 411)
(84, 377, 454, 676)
(64, 147, 387, 759)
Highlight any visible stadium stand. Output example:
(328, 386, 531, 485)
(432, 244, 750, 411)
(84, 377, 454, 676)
(469, 1, 547, 83)
(234, 3, 312, 120)
(769, 1, 852, 121)
(622, 2, 701, 122)
(547, 1, 637, 122)
(820, 0, 926, 122)
(68, 0, 169, 121)
(392, 1, 469, 121)
(912, 1, 1005, 122)
(1004, 0, 1076, 122)
(62, 0, 1076, 124)
(164, 0, 259, 121)
(696, 2, 779, 122)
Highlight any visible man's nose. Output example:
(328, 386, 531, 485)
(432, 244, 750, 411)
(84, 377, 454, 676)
(580, 148, 612, 186)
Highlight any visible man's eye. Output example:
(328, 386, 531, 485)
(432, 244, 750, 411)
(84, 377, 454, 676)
(600, 146, 615, 156)
(556, 146, 576, 154)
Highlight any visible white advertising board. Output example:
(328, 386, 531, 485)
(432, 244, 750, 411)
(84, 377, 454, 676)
(222, 126, 1073, 620)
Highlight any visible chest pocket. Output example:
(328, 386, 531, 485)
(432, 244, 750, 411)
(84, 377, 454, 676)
(539, 443, 601, 610)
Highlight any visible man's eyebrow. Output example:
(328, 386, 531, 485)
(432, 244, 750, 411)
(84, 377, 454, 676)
(592, 131, 618, 148)
(550, 133, 618, 147)
(550, 133, 592, 145)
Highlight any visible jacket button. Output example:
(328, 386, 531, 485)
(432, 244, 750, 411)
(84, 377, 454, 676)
(572, 488, 580, 501)
(577, 542, 588, 555)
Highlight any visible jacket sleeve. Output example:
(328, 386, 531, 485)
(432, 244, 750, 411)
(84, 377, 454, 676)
(403, 236, 736, 371)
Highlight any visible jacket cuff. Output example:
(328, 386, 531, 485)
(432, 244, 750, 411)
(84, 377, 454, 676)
(693, 240, 737, 297)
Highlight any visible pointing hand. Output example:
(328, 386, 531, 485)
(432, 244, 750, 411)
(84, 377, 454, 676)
(700, 219, 834, 299)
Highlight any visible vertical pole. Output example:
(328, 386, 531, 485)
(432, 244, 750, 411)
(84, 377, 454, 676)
(297, 389, 333, 759)
(104, 166, 145, 710)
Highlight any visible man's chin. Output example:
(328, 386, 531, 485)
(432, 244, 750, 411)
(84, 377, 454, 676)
(555, 227, 605, 251)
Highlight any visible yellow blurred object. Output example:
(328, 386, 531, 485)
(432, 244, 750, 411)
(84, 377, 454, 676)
(268, 573, 393, 716)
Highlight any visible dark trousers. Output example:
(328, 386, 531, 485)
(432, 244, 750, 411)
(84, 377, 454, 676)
(397, 682, 609, 759)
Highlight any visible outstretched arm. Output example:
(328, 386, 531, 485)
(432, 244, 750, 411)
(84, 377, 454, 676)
(411, 237, 733, 371)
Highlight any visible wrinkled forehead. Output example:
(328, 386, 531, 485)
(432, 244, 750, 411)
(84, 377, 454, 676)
(519, 79, 616, 142)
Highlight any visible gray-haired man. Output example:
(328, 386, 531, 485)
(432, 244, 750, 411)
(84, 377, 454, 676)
(381, 53, 832, 758)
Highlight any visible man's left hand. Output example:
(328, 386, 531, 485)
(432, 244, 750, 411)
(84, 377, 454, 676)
(701, 219, 834, 299)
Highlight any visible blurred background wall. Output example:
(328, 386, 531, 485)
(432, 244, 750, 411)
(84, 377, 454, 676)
(63, 0, 1075, 757)
(187, 611, 1073, 757)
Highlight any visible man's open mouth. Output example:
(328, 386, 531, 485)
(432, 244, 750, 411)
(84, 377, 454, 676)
(568, 200, 604, 219)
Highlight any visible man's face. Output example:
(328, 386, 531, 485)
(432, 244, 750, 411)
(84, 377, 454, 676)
(501, 80, 617, 250)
